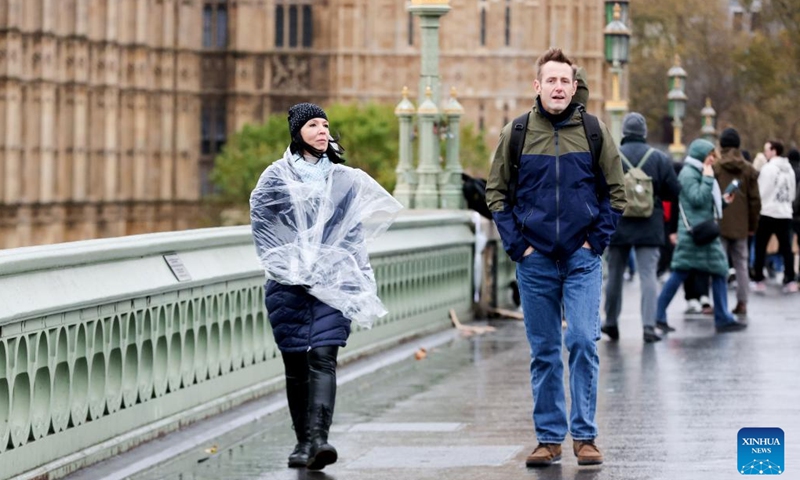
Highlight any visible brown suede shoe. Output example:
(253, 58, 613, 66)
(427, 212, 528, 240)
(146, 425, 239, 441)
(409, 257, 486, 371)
(573, 440, 603, 465)
(525, 443, 562, 467)
(732, 302, 747, 316)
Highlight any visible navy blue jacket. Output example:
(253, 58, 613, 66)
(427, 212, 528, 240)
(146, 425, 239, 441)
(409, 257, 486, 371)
(264, 282, 351, 353)
(486, 102, 627, 260)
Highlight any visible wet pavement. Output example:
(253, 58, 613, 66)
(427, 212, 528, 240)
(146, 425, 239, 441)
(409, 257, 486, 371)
(100, 278, 800, 479)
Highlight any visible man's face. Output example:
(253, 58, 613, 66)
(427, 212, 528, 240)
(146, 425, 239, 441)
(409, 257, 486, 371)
(764, 142, 775, 159)
(534, 61, 577, 115)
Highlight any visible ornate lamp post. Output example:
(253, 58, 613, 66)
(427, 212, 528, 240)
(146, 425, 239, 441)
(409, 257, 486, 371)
(603, 2, 631, 145)
(700, 97, 717, 142)
(439, 87, 465, 209)
(667, 55, 688, 160)
(393, 86, 417, 208)
(407, 0, 450, 108)
(415, 86, 441, 209)
(404, 0, 465, 210)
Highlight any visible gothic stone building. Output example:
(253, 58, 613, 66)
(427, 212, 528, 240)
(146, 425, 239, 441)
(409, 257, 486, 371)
(0, 0, 609, 248)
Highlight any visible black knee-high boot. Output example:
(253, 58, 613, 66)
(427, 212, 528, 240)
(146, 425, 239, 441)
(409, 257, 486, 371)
(282, 351, 311, 468)
(306, 346, 339, 470)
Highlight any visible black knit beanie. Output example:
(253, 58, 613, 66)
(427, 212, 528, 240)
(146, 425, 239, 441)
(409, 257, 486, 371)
(719, 128, 741, 149)
(287, 103, 328, 140)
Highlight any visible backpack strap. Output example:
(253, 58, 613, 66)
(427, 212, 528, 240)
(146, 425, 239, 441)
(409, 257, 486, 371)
(577, 105, 605, 199)
(637, 147, 656, 169)
(506, 112, 529, 208)
(619, 151, 633, 170)
(579, 106, 603, 169)
(620, 147, 656, 170)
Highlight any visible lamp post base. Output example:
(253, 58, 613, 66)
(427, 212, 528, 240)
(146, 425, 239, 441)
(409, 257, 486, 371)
(605, 102, 627, 146)
(668, 143, 686, 161)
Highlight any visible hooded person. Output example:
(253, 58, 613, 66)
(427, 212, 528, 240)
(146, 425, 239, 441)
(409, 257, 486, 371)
(572, 66, 590, 107)
(654, 139, 748, 333)
(249, 103, 402, 470)
(712, 128, 761, 314)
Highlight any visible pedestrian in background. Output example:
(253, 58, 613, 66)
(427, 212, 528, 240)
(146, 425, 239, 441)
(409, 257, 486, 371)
(655, 139, 748, 333)
(601, 112, 680, 343)
(752, 140, 797, 293)
(713, 128, 761, 315)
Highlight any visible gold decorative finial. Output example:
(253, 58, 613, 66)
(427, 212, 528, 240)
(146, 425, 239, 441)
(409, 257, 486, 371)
(705, 97, 712, 108)
(673, 54, 681, 67)
(395, 86, 416, 115)
(417, 84, 439, 114)
(444, 86, 464, 115)
(613, 3, 621, 21)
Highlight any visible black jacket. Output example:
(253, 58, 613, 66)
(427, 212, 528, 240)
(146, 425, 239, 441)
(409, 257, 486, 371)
(610, 140, 682, 246)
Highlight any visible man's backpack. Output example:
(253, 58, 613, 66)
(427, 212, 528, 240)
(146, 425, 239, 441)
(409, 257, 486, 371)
(619, 148, 656, 218)
(506, 105, 604, 207)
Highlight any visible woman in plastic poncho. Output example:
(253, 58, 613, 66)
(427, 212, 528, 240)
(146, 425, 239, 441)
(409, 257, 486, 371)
(249, 103, 401, 471)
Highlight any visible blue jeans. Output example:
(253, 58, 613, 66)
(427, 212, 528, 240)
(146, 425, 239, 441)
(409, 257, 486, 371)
(516, 247, 602, 443)
(656, 270, 736, 327)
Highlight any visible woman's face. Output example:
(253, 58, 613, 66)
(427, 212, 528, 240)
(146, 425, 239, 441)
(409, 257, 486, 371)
(704, 150, 719, 166)
(300, 117, 329, 152)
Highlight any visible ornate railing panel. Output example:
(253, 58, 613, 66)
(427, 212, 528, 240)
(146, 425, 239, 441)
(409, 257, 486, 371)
(0, 211, 474, 479)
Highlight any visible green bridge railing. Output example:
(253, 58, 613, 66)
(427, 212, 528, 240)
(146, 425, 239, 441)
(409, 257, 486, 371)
(0, 211, 475, 479)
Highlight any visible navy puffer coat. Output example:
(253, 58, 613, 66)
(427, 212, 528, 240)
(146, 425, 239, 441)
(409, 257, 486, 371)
(264, 281, 351, 353)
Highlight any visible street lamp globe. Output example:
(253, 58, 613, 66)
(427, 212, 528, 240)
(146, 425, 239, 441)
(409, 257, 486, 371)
(701, 97, 717, 138)
(667, 55, 688, 159)
(604, 3, 631, 65)
(667, 55, 688, 120)
(667, 89, 687, 120)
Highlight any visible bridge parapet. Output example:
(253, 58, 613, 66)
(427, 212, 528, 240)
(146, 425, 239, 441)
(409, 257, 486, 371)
(0, 210, 474, 479)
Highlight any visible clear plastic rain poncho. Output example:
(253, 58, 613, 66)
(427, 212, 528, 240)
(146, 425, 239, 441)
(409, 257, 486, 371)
(250, 148, 403, 329)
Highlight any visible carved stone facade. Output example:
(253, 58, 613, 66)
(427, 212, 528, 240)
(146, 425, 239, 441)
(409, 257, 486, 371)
(0, 0, 607, 248)
(1, 0, 202, 248)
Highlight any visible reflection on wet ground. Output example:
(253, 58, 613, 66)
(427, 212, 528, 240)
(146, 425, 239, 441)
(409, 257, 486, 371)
(130, 281, 800, 480)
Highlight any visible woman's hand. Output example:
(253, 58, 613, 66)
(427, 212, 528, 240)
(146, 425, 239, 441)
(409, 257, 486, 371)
(702, 164, 714, 177)
(723, 192, 736, 204)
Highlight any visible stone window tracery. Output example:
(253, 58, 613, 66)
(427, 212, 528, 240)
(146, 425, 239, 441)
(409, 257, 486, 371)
(203, 0, 228, 49)
(275, 1, 314, 49)
(505, 0, 511, 46)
